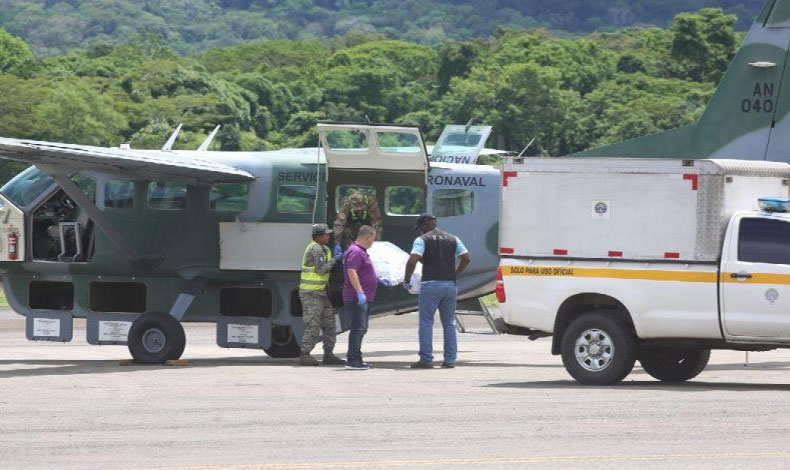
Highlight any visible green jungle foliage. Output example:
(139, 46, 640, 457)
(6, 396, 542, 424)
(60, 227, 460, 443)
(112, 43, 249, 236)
(0, 0, 762, 55)
(0, 8, 737, 183)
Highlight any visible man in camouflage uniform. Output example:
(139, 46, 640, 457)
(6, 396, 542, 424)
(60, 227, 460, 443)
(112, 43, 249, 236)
(333, 190, 383, 253)
(299, 224, 344, 366)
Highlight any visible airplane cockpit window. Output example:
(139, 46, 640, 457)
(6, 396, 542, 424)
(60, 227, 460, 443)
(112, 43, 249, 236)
(210, 183, 249, 212)
(432, 189, 475, 217)
(377, 132, 422, 154)
(277, 185, 316, 214)
(72, 174, 96, 202)
(326, 130, 368, 151)
(104, 180, 135, 209)
(385, 186, 425, 216)
(0, 166, 55, 208)
(148, 182, 187, 210)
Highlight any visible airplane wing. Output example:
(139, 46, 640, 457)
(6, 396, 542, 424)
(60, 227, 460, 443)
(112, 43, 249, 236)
(0, 137, 254, 183)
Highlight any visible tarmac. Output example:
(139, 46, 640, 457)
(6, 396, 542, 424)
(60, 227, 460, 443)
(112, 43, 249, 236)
(2, 307, 790, 470)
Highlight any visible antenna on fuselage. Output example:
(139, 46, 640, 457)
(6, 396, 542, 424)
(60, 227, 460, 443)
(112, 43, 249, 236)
(162, 123, 183, 151)
(197, 125, 221, 152)
(518, 138, 536, 157)
(465, 118, 474, 133)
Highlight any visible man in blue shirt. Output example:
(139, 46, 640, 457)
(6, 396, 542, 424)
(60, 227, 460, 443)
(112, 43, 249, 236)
(404, 213, 471, 369)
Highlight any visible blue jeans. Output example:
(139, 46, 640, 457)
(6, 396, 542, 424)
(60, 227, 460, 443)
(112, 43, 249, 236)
(418, 281, 458, 364)
(346, 301, 369, 365)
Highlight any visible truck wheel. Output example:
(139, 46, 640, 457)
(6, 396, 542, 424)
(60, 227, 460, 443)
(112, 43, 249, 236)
(127, 313, 186, 364)
(561, 312, 636, 385)
(638, 347, 710, 382)
(264, 325, 301, 358)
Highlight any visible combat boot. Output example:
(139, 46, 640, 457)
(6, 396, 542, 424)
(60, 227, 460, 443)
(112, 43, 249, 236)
(299, 353, 320, 366)
(322, 351, 345, 365)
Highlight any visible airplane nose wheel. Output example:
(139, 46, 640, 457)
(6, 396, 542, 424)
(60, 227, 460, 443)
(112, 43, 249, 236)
(127, 313, 186, 364)
(264, 325, 301, 358)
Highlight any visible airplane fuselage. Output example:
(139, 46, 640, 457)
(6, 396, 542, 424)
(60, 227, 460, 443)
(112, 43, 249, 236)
(0, 148, 500, 353)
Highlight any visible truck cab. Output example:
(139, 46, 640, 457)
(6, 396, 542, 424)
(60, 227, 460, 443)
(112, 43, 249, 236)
(496, 158, 790, 385)
(721, 208, 790, 340)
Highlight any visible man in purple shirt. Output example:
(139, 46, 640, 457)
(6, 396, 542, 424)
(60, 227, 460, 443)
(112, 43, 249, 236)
(343, 225, 378, 370)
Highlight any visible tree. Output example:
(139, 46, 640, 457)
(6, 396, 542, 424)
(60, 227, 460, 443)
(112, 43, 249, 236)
(0, 28, 32, 72)
(669, 8, 738, 83)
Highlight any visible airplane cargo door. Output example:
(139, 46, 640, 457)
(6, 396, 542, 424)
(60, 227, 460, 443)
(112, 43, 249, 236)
(318, 124, 429, 313)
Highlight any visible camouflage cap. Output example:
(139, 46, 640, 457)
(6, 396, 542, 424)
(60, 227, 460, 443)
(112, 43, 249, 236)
(312, 224, 333, 236)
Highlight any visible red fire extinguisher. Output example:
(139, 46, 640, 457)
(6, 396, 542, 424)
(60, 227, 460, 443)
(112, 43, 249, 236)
(8, 232, 18, 261)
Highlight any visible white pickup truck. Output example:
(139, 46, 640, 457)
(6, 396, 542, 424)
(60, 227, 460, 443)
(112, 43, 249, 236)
(496, 158, 790, 385)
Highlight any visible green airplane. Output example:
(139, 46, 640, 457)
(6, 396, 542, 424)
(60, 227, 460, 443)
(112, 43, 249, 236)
(575, 0, 790, 161)
(0, 123, 502, 363)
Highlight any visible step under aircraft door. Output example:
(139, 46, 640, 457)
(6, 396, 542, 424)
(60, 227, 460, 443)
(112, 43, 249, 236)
(318, 123, 429, 310)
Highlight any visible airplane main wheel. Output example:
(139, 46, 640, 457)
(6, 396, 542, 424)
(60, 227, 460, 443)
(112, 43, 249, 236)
(264, 325, 301, 358)
(127, 313, 186, 364)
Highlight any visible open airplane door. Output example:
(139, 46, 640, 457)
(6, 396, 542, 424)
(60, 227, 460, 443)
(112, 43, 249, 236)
(318, 123, 429, 310)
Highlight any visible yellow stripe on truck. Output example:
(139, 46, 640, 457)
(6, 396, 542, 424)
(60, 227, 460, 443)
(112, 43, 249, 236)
(500, 266, 717, 283)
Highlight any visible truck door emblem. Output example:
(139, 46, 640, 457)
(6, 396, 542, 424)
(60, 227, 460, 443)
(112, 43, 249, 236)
(766, 288, 779, 304)
(591, 201, 611, 220)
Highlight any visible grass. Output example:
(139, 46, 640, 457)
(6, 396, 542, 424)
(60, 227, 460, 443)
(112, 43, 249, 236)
(481, 293, 498, 308)
(0, 288, 8, 308)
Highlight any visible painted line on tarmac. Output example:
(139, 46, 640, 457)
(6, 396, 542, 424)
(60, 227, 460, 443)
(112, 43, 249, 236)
(86, 451, 790, 470)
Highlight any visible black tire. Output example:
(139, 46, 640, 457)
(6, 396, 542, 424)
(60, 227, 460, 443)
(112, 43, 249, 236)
(560, 311, 636, 385)
(638, 347, 710, 382)
(127, 313, 186, 364)
(264, 325, 301, 358)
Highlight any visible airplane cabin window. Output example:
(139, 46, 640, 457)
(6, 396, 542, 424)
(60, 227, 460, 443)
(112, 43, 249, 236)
(210, 183, 249, 212)
(325, 130, 368, 151)
(444, 133, 482, 147)
(377, 132, 422, 154)
(432, 189, 475, 217)
(277, 185, 316, 214)
(0, 166, 55, 208)
(104, 180, 135, 209)
(335, 185, 377, 210)
(385, 186, 425, 216)
(148, 182, 187, 210)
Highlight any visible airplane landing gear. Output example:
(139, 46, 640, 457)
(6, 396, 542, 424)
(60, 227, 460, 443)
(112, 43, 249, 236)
(264, 325, 300, 358)
(128, 313, 186, 364)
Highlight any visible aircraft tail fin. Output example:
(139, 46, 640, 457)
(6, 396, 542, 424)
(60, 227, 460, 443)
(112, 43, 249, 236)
(574, 0, 790, 162)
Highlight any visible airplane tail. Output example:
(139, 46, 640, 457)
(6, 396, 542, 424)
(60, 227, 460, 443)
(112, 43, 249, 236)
(573, 0, 790, 162)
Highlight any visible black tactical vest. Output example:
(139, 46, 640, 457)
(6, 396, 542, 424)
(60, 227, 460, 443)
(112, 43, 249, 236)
(420, 229, 459, 282)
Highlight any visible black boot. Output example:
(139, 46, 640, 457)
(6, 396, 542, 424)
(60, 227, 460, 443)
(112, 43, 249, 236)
(322, 351, 345, 365)
(299, 353, 320, 366)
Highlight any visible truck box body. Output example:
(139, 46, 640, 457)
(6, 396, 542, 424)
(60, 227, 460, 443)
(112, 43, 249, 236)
(500, 159, 790, 262)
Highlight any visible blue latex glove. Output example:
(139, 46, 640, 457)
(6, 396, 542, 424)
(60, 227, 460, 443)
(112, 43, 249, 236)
(333, 244, 343, 259)
(357, 291, 367, 305)
(379, 279, 392, 287)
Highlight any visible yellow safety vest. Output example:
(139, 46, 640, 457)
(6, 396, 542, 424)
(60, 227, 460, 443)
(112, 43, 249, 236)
(299, 241, 333, 291)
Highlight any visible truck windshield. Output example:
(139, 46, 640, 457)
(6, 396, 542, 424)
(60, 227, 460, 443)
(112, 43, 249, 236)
(0, 166, 55, 208)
